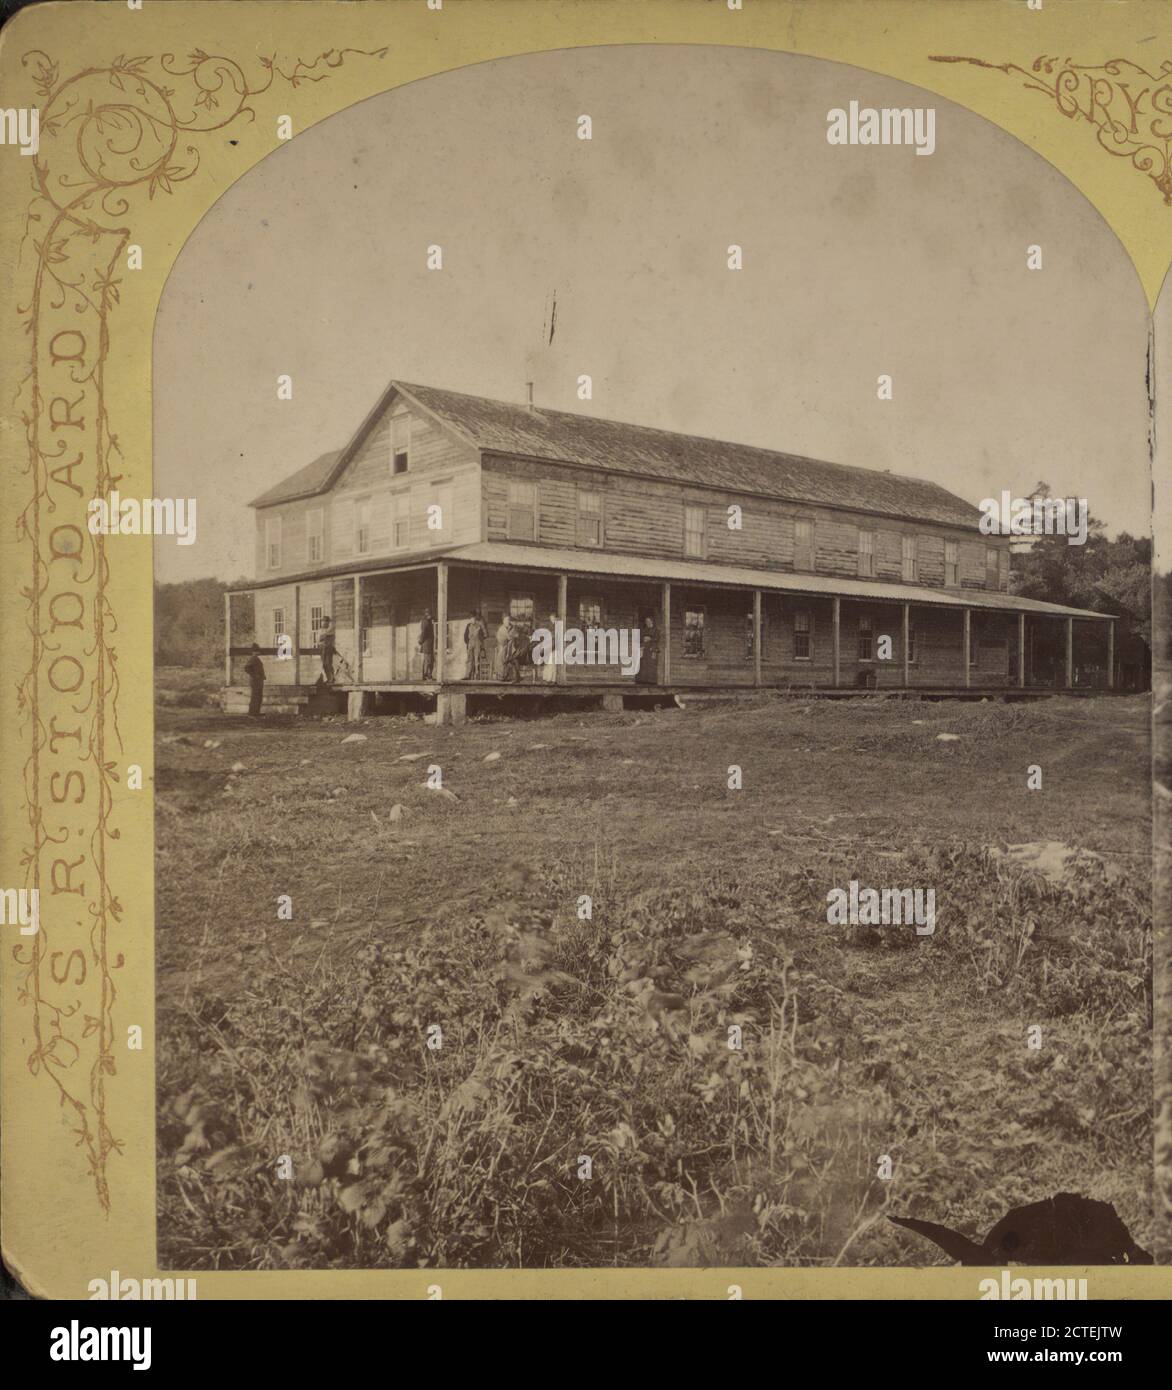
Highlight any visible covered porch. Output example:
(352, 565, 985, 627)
(223, 546, 1117, 722)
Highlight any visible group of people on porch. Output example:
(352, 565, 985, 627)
(279, 607, 662, 688)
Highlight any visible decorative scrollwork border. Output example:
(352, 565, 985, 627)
(12, 43, 386, 1212)
(930, 55, 1172, 205)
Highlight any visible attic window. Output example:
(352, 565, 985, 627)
(390, 415, 410, 475)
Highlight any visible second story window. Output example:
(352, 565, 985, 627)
(944, 539, 958, 586)
(684, 505, 706, 558)
(356, 498, 372, 555)
(390, 492, 409, 549)
(794, 519, 814, 571)
(986, 546, 1001, 590)
(390, 415, 410, 475)
(858, 530, 875, 578)
(508, 480, 536, 541)
(266, 515, 281, 570)
(901, 534, 918, 582)
(858, 612, 874, 661)
(307, 508, 324, 563)
(577, 489, 602, 546)
(428, 483, 453, 546)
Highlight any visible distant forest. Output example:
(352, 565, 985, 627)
(155, 532, 1169, 670)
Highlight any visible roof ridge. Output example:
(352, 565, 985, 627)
(393, 380, 973, 504)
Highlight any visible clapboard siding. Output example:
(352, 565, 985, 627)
(481, 456, 1011, 594)
(254, 405, 480, 579)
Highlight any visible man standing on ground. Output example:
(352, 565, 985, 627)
(245, 643, 266, 716)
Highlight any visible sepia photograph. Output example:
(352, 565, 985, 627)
(148, 44, 1155, 1273)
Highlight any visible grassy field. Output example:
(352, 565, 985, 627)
(156, 668, 1153, 1270)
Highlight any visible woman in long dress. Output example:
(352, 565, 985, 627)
(636, 616, 658, 684)
(541, 612, 558, 683)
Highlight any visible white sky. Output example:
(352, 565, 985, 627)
(154, 44, 1152, 584)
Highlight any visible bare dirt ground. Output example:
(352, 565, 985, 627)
(156, 671, 1153, 1270)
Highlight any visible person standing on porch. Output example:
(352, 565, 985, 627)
(464, 610, 487, 681)
(419, 608, 436, 681)
(244, 643, 266, 716)
(540, 612, 558, 682)
(318, 617, 337, 684)
(495, 615, 512, 681)
(636, 616, 658, 684)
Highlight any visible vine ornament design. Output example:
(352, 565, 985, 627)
(930, 54, 1172, 206)
(13, 44, 386, 1213)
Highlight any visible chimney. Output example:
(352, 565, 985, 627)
(525, 381, 535, 413)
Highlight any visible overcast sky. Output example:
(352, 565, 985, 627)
(154, 44, 1152, 584)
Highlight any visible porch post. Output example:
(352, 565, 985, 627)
(902, 603, 910, 688)
(436, 561, 448, 684)
(292, 584, 301, 684)
(753, 590, 762, 687)
(556, 573, 568, 685)
(1018, 612, 1026, 689)
(1065, 617, 1073, 689)
(224, 591, 232, 686)
(661, 581, 671, 685)
(353, 575, 363, 684)
(832, 597, 841, 688)
(1107, 619, 1115, 690)
(963, 608, 971, 689)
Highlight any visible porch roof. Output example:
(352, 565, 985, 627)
(444, 543, 1113, 621)
(230, 541, 1112, 620)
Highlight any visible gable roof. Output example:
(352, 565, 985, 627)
(249, 449, 344, 509)
(250, 380, 984, 529)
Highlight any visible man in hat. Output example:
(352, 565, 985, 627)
(318, 616, 337, 684)
(244, 643, 265, 716)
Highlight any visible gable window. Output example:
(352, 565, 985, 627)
(858, 530, 875, 578)
(265, 515, 281, 570)
(858, 612, 874, 661)
(745, 609, 765, 660)
(355, 498, 372, 555)
(986, 546, 1001, 590)
(579, 596, 603, 629)
(272, 607, 285, 646)
(793, 609, 812, 660)
(794, 519, 814, 571)
(944, 539, 958, 587)
(577, 489, 602, 547)
(390, 492, 409, 549)
(390, 415, 410, 475)
(901, 534, 918, 582)
(508, 480, 537, 541)
(684, 505, 706, 559)
(429, 482, 453, 546)
(683, 606, 706, 657)
(307, 508, 324, 563)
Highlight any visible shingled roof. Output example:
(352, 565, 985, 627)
(249, 449, 344, 509)
(251, 382, 984, 529)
